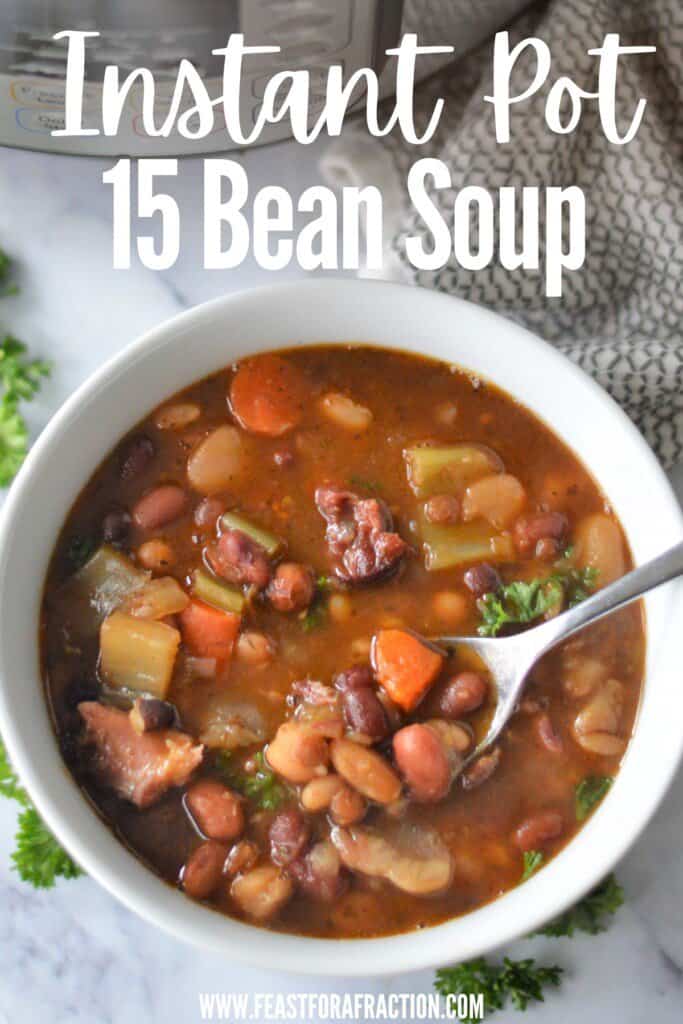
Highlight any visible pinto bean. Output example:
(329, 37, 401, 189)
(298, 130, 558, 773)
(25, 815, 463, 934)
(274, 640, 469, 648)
(334, 665, 374, 693)
(514, 811, 564, 852)
(463, 563, 502, 598)
(230, 865, 293, 921)
(120, 435, 155, 480)
(194, 496, 227, 530)
(330, 738, 401, 805)
(208, 529, 271, 589)
(236, 631, 275, 667)
(424, 494, 460, 525)
(225, 839, 259, 878)
(185, 779, 244, 842)
(462, 748, 501, 790)
(536, 713, 563, 753)
(133, 485, 188, 531)
(267, 563, 315, 613)
(513, 512, 568, 556)
(300, 775, 345, 812)
(432, 590, 469, 627)
(393, 724, 451, 803)
(439, 672, 487, 719)
(266, 721, 329, 784)
(269, 808, 310, 867)
(137, 539, 175, 571)
(330, 785, 367, 826)
(102, 508, 131, 544)
(341, 687, 388, 742)
(181, 840, 228, 900)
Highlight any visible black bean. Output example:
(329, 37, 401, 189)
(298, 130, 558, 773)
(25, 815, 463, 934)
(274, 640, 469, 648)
(102, 508, 131, 544)
(333, 665, 374, 693)
(463, 563, 502, 598)
(342, 688, 388, 741)
(119, 435, 155, 480)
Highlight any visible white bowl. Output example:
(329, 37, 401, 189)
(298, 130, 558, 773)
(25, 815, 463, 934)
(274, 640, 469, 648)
(0, 279, 681, 976)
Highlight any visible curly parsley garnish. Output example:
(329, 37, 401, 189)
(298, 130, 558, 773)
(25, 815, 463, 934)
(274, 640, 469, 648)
(575, 775, 613, 821)
(478, 568, 597, 637)
(214, 750, 287, 811)
(0, 251, 51, 485)
(520, 850, 544, 882)
(0, 736, 81, 888)
(532, 874, 624, 938)
(435, 957, 563, 1021)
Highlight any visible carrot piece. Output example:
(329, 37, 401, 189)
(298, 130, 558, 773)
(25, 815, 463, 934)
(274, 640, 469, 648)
(372, 629, 444, 712)
(179, 600, 240, 663)
(229, 354, 306, 437)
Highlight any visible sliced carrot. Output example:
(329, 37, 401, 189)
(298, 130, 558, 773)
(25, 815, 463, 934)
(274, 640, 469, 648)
(179, 600, 240, 663)
(229, 354, 306, 437)
(372, 629, 444, 712)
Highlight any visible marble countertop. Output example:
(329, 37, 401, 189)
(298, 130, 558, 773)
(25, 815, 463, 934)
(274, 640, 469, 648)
(0, 142, 681, 1024)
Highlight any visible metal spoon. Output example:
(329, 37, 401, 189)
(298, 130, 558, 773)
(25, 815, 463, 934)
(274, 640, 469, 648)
(433, 539, 683, 777)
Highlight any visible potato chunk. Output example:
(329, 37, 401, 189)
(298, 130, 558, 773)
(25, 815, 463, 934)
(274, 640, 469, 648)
(100, 610, 180, 698)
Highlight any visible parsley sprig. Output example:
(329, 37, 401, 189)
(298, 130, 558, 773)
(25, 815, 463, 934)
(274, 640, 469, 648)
(0, 250, 51, 485)
(436, 958, 563, 1022)
(0, 736, 82, 888)
(575, 775, 613, 821)
(478, 568, 597, 637)
(533, 874, 624, 938)
(214, 749, 288, 811)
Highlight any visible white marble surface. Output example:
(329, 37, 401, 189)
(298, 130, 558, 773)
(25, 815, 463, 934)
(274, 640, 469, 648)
(0, 142, 682, 1024)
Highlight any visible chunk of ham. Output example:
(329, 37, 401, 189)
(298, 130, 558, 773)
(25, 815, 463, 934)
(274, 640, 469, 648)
(314, 487, 410, 583)
(78, 701, 203, 808)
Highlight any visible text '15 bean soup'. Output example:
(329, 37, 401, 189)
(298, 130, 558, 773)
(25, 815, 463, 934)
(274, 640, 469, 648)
(42, 346, 644, 937)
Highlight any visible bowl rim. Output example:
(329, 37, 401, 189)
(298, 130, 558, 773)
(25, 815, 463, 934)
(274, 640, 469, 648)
(0, 277, 681, 977)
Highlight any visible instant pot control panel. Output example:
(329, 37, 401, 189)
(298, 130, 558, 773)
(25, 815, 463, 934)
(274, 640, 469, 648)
(0, 0, 400, 155)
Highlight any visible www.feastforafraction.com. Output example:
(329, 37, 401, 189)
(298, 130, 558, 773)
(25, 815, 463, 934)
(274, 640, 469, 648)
(197, 991, 483, 1022)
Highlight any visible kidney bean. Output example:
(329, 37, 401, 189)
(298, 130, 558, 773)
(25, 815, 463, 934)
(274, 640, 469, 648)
(230, 865, 293, 921)
(439, 672, 487, 719)
(536, 713, 563, 753)
(267, 563, 315, 613)
(102, 508, 131, 544)
(463, 563, 502, 598)
(513, 512, 568, 556)
(269, 808, 310, 867)
(225, 839, 259, 878)
(341, 687, 388, 742)
(393, 724, 451, 803)
(181, 840, 228, 900)
(462, 748, 501, 790)
(329, 785, 367, 826)
(137, 539, 175, 571)
(120, 435, 155, 480)
(424, 494, 460, 525)
(334, 665, 375, 693)
(266, 721, 329, 784)
(330, 738, 401, 804)
(514, 811, 564, 852)
(185, 779, 244, 842)
(209, 529, 271, 589)
(133, 485, 188, 531)
(194, 496, 227, 530)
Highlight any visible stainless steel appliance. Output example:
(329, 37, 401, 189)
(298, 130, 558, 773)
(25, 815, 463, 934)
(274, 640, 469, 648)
(0, 1, 532, 155)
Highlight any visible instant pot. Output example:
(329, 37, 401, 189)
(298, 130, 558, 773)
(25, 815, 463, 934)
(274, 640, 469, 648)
(0, 1, 532, 155)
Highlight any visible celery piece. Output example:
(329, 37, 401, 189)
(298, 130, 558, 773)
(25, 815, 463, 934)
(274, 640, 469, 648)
(100, 611, 180, 699)
(193, 569, 245, 614)
(420, 515, 497, 571)
(59, 544, 150, 638)
(403, 444, 502, 499)
(220, 511, 282, 556)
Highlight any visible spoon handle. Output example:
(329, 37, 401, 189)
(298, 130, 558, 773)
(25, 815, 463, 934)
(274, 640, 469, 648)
(533, 538, 683, 655)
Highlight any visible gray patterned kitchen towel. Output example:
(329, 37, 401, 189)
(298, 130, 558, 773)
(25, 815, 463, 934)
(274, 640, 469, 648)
(322, 0, 683, 468)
